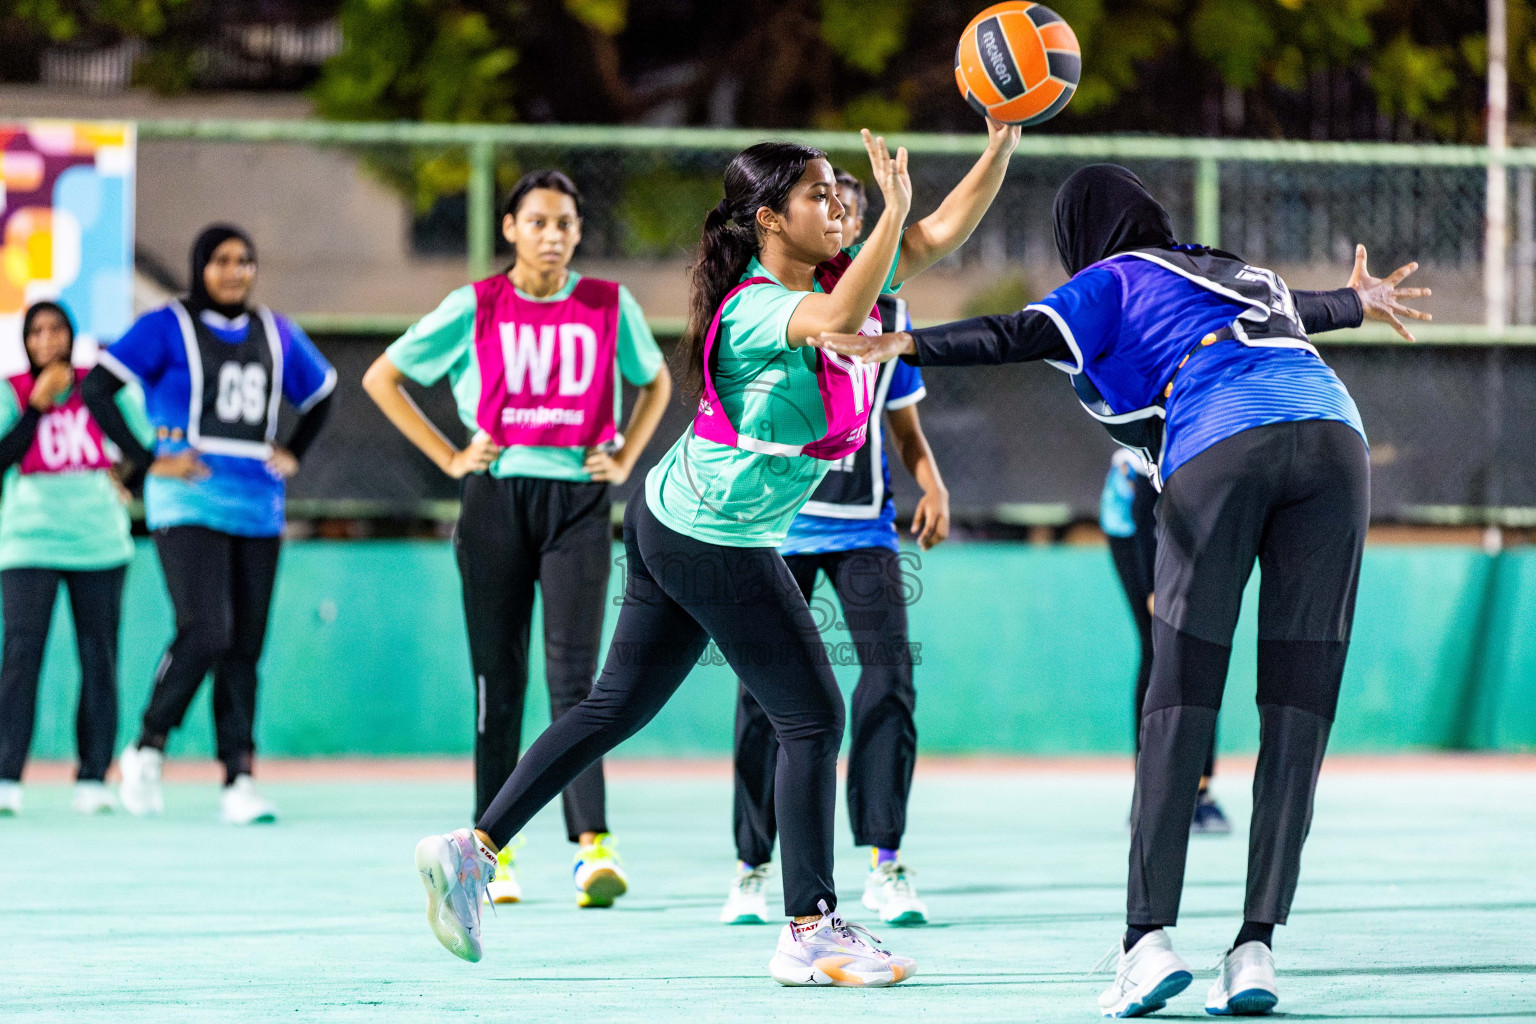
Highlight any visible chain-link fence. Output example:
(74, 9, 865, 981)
(130, 121, 1536, 526)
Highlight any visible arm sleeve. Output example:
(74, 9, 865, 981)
(0, 408, 41, 473)
(385, 286, 477, 386)
(615, 285, 663, 386)
(82, 365, 154, 478)
(285, 391, 333, 461)
(1293, 287, 1364, 334)
(279, 319, 339, 412)
(908, 307, 1074, 367)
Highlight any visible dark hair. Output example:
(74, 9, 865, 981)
(503, 169, 584, 221)
(679, 141, 826, 397)
(22, 300, 76, 372)
(833, 169, 866, 220)
(188, 223, 255, 316)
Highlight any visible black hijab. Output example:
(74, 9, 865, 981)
(21, 300, 75, 373)
(1052, 164, 1177, 277)
(187, 223, 256, 319)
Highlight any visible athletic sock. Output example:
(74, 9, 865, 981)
(873, 847, 898, 868)
(1233, 921, 1274, 949)
(1124, 924, 1163, 952)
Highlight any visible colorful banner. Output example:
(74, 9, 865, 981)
(0, 120, 135, 375)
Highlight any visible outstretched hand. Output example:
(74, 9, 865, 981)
(808, 330, 915, 364)
(861, 128, 911, 222)
(1348, 244, 1431, 341)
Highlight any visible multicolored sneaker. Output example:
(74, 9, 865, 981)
(415, 828, 495, 962)
(862, 859, 928, 925)
(573, 833, 628, 908)
(1191, 791, 1233, 835)
(768, 899, 916, 987)
(484, 840, 523, 905)
(720, 862, 771, 924)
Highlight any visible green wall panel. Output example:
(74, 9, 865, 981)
(11, 540, 1535, 761)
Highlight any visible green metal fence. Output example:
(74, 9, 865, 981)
(133, 119, 1536, 344)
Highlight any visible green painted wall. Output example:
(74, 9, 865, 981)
(13, 540, 1534, 761)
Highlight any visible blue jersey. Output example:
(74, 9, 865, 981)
(1032, 253, 1364, 484)
(780, 306, 925, 558)
(99, 303, 337, 536)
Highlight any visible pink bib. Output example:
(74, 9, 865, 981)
(472, 275, 621, 448)
(692, 252, 881, 461)
(8, 373, 113, 475)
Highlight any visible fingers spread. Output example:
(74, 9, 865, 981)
(1384, 262, 1419, 286)
(1386, 311, 1413, 341)
(1394, 287, 1431, 298)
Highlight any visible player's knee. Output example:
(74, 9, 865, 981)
(1144, 619, 1230, 714)
(1256, 638, 1346, 721)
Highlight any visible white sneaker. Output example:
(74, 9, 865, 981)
(72, 781, 118, 814)
(1097, 929, 1193, 1017)
(862, 859, 929, 925)
(0, 780, 21, 816)
(1206, 941, 1279, 1016)
(767, 899, 916, 987)
(117, 744, 164, 817)
(484, 843, 522, 905)
(720, 863, 771, 924)
(415, 828, 495, 962)
(219, 775, 277, 825)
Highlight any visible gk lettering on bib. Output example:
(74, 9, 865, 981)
(471, 275, 621, 448)
(692, 251, 880, 461)
(8, 373, 114, 474)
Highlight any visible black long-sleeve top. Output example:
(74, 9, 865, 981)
(906, 286, 1364, 367)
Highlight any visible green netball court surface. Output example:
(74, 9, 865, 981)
(1, 759, 1532, 1023)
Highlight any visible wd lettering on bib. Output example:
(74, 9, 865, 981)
(473, 275, 620, 448)
(7, 373, 115, 475)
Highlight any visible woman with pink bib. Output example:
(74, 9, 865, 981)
(410, 123, 1019, 984)
(365, 170, 672, 909)
(0, 301, 150, 816)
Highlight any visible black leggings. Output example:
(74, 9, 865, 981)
(1106, 472, 1216, 779)
(734, 546, 916, 863)
(478, 497, 845, 917)
(139, 526, 281, 783)
(455, 474, 610, 839)
(1128, 420, 1369, 929)
(0, 566, 126, 781)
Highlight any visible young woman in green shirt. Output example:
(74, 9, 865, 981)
(412, 122, 1018, 983)
(0, 301, 149, 816)
(365, 170, 673, 909)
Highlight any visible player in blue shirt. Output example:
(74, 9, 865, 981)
(82, 224, 336, 826)
(721, 170, 950, 929)
(1100, 448, 1228, 834)
(813, 164, 1429, 1016)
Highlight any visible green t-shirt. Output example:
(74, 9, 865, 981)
(0, 380, 153, 571)
(646, 244, 900, 547)
(385, 272, 663, 482)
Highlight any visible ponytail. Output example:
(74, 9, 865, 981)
(679, 142, 826, 399)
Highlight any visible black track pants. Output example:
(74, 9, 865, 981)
(1107, 473, 1216, 778)
(478, 497, 846, 917)
(455, 474, 611, 840)
(733, 546, 916, 864)
(0, 566, 126, 781)
(1128, 420, 1368, 928)
(141, 527, 280, 781)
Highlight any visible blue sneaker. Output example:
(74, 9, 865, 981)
(1191, 792, 1232, 835)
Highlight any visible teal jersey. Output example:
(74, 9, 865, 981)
(0, 380, 152, 571)
(386, 272, 663, 481)
(646, 243, 901, 547)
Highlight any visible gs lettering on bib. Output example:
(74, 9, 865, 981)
(170, 300, 282, 459)
(7, 374, 113, 475)
(472, 275, 621, 448)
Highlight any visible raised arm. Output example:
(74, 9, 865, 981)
(893, 119, 1020, 284)
(785, 131, 912, 345)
